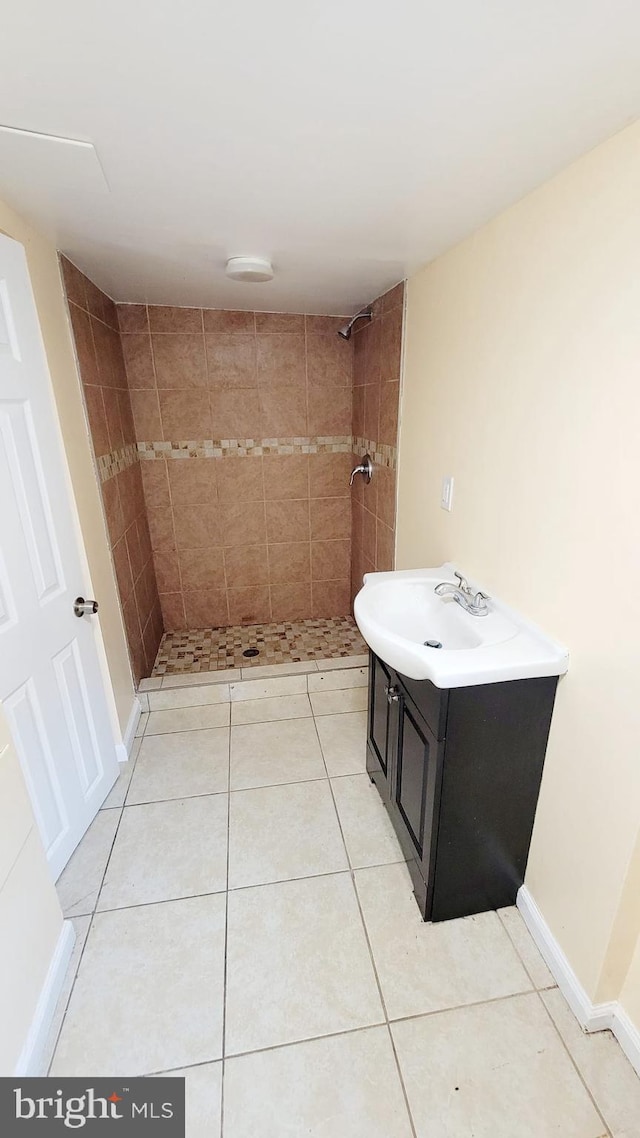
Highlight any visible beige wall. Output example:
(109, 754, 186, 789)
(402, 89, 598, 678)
(396, 121, 640, 1008)
(0, 707, 63, 1073)
(0, 197, 135, 731)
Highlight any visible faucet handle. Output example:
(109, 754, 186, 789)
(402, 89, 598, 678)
(349, 454, 373, 487)
(474, 591, 490, 609)
(454, 571, 470, 593)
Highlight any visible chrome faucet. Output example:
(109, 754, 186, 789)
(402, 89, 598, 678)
(434, 571, 490, 617)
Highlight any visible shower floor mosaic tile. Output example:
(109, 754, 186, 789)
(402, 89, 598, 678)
(152, 617, 367, 675)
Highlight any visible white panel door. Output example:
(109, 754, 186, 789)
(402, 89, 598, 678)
(0, 233, 118, 880)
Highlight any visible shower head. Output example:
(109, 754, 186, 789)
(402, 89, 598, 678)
(337, 306, 373, 340)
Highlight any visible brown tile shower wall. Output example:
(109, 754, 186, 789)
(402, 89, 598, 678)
(61, 258, 163, 684)
(116, 305, 354, 630)
(350, 282, 404, 603)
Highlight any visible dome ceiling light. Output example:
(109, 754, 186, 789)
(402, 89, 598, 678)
(225, 256, 274, 283)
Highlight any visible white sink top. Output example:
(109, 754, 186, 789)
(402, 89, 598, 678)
(354, 564, 569, 688)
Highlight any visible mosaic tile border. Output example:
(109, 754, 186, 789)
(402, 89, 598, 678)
(97, 442, 138, 483)
(352, 437, 397, 469)
(137, 436, 353, 459)
(97, 434, 396, 483)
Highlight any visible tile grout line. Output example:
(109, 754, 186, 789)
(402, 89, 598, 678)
(535, 991, 614, 1137)
(108, 787, 232, 810)
(146, 677, 366, 708)
(99, 738, 143, 810)
(47, 740, 145, 1074)
(304, 314, 314, 622)
(219, 705, 232, 1138)
(493, 908, 543, 986)
(308, 710, 419, 1138)
(496, 909, 614, 1138)
(164, 434, 187, 631)
(47, 717, 151, 1068)
(257, 419, 270, 624)
(225, 857, 408, 895)
(69, 861, 414, 918)
(68, 887, 228, 920)
(149, 986, 583, 1077)
(146, 667, 367, 707)
(148, 1021, 386, 1077)
(143, 704, 366, 737)
(102, 767, 388, 813)
(387, 988, 556, 1027)
(144, 721, 231, 737)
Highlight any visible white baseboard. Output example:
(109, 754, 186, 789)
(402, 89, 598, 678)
(517, 886, 613, 1030)
(14, 919, 75, 1076)
(612, 1004, 640, 1078)
(517, 886, 640, 1075)
(115, 696, 141, 763)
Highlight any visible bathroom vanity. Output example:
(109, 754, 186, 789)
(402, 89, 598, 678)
(367, 652, 557, 921)
(356, 565, 568, 922)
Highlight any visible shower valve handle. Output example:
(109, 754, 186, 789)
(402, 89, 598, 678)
(349, 454, 373, 486)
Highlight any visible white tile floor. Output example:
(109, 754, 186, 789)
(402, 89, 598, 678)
(50, 662, 640, 1137)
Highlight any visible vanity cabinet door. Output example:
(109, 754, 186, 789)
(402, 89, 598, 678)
(394, 692, 443, 899)
(367, 652, 395, 779)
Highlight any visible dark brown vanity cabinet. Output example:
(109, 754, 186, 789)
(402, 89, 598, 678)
(366, 651, 558, 922)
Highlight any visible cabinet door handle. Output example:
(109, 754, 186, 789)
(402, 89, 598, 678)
(386, 685, 400, 704)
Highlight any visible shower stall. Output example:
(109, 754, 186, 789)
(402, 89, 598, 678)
(61, 257, 403, 684)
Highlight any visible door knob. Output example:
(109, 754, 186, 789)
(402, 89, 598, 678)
(74, 596, 99, 618)
(386, 685, 400, 704)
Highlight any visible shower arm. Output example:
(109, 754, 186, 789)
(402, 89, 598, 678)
(337, 306, 373, 340)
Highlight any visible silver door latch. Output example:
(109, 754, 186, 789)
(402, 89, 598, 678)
(74, 596, 99, 618)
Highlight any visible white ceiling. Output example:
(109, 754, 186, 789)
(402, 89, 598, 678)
(0, 1, 639, 314)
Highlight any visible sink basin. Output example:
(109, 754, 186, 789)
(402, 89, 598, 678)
(354, 564, 569, 687)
